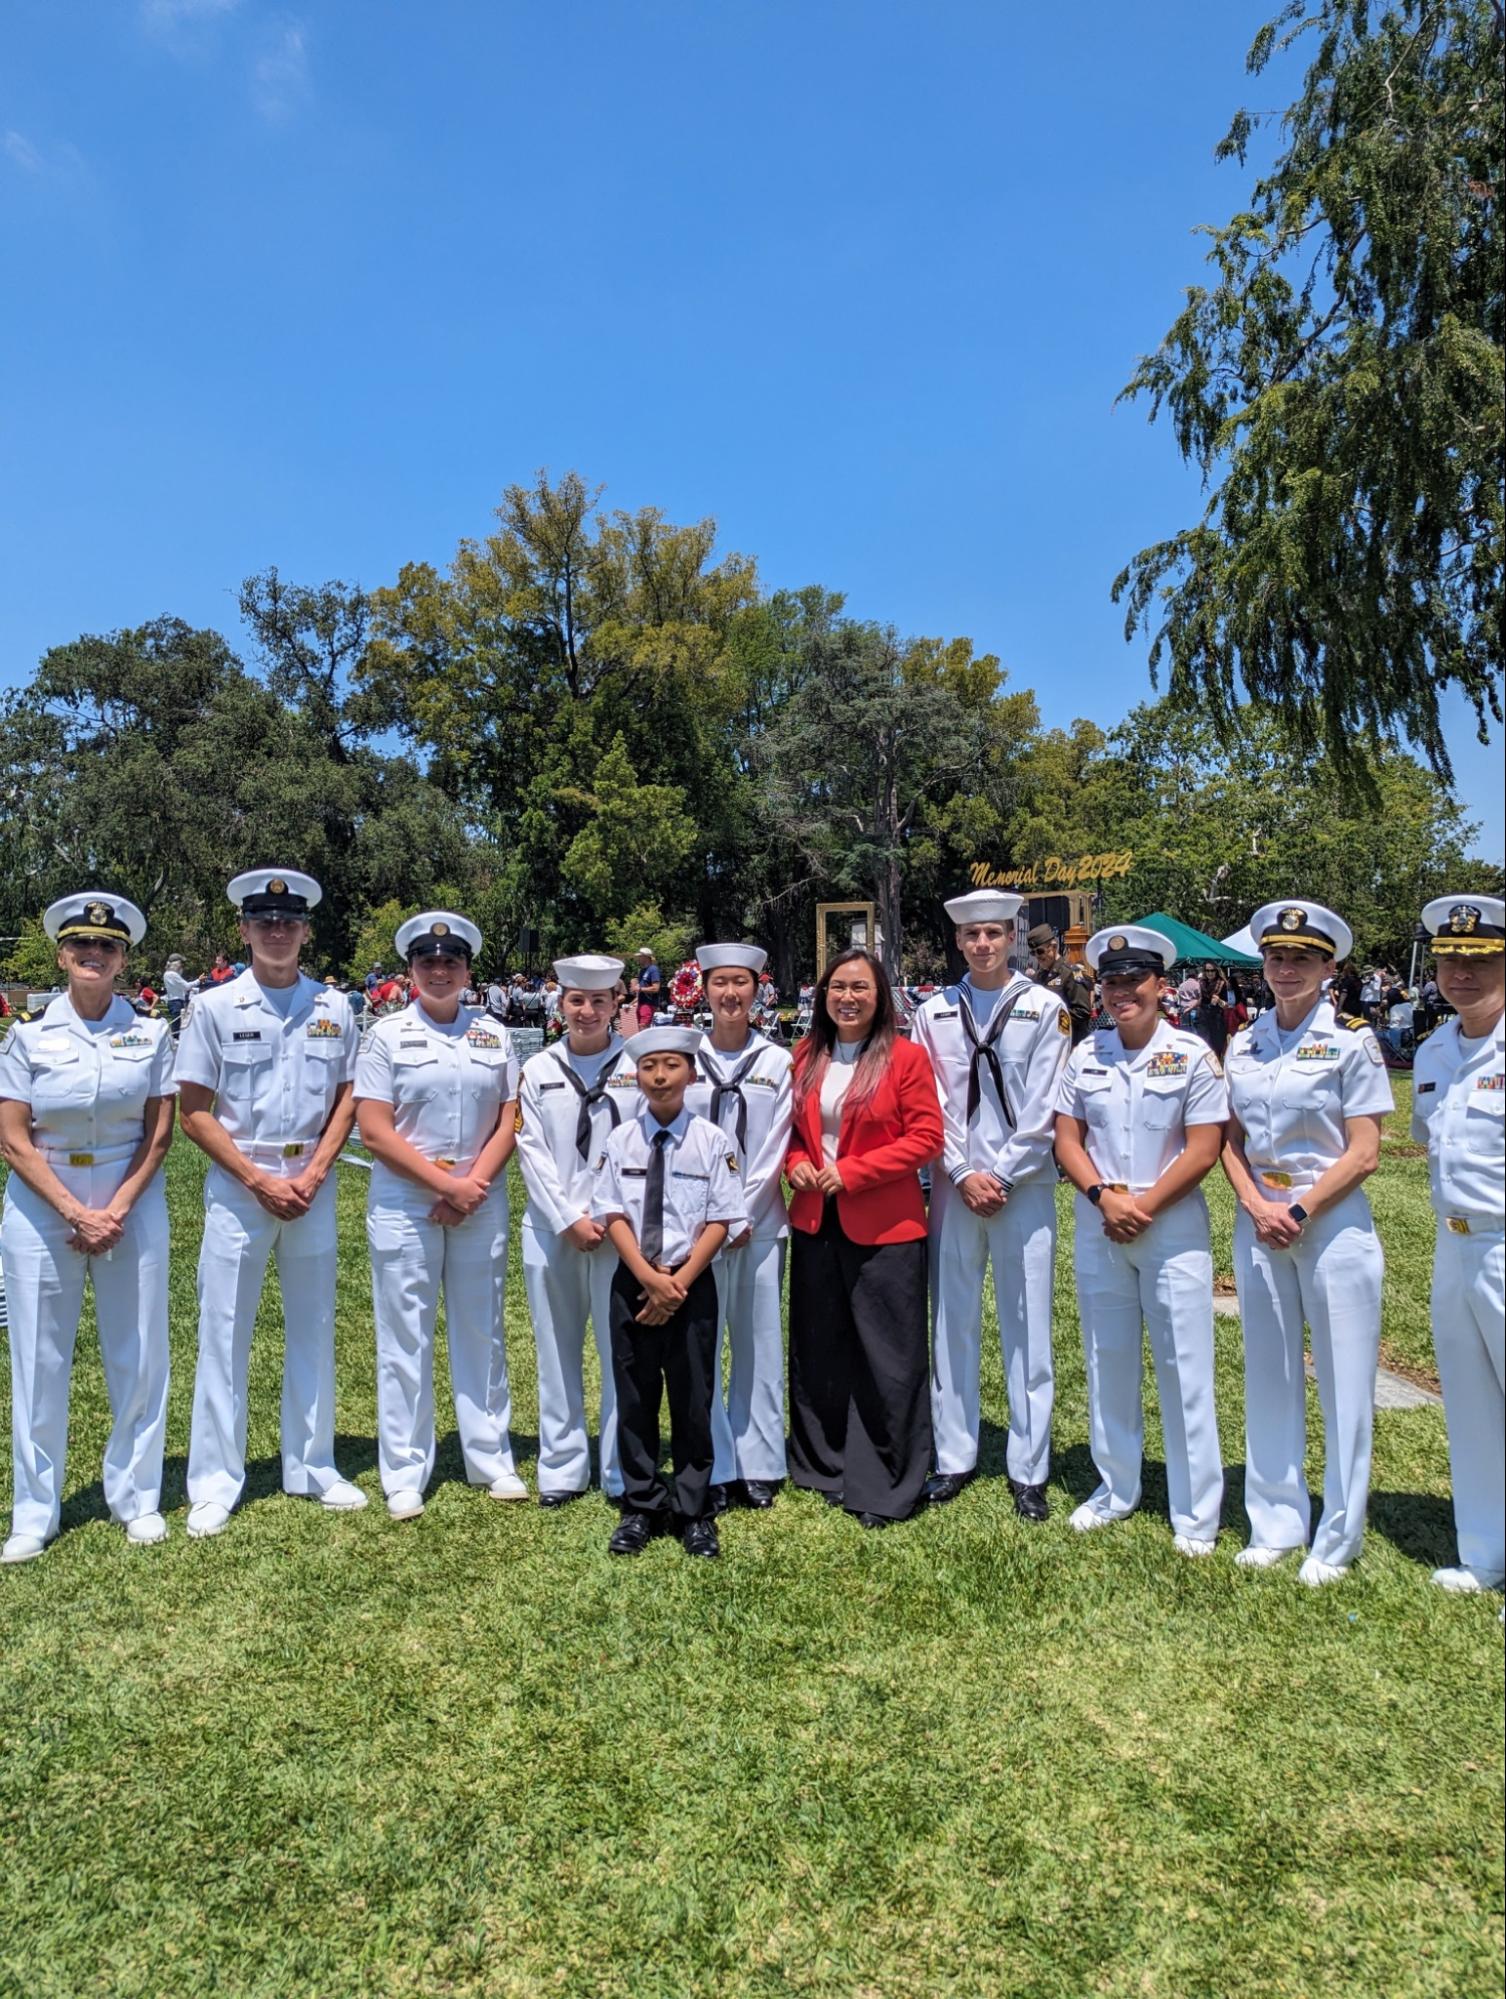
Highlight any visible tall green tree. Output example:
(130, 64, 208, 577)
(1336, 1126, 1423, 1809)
(1114, 0, 1503, 781)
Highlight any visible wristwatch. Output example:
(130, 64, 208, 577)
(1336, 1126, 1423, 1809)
(1289, 1202, 1309, 1225)
(1087, 1184, 1105, 1206)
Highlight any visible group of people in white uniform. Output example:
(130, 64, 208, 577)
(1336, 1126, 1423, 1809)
(1, 868, 1501, 1604)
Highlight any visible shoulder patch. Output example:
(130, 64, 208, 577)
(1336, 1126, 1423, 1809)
(1361, 1032, 1385, 1066)
(1203, 1050, 1223, 1078)
(513, 1105, 525, 1133)
(726, 1153, 739, 1173)
(1057, 1007, 1070, 1037)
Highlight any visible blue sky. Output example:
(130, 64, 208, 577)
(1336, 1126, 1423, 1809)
(3, 0, 1500, 855)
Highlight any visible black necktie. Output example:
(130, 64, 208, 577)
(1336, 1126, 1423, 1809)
(554, 1052, 623, 1160)
(641, 1128, 671, 1266)
(700, 1045, 761, 1154)
(958, 985, 1017, 1128)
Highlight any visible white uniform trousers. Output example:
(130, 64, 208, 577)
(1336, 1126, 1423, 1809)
(521, 1221, 621, 1498)
(1073, 1192, 1223, 1541)
(2, 1162, 170, 1542)
(187, 1164, 343, 1509)
(367, 1168, 514, 1497)
(709, 1235, 789, 1486)
(928, 1176, 1056, 1484)
(1431, 1225, 1505, 1577)
(1235, 1189, 1383, 1567)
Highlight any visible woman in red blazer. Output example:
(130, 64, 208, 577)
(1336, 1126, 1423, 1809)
(785, 949, 943, 1525)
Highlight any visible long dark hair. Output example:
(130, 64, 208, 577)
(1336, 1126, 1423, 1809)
(792, 948, 898, 1116)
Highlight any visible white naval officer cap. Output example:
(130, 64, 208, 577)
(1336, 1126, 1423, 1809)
(696, 942, 768, 974)
(1085, 925, 1177, 974)
(1250, 899, 1353, 961)
(624, 1025, 701, 1065)
(1421, 894, 1505, 957)
(396, 910, 482, 959)
(44, 891, 147, 947)
(944, 889, 1023, 925)
(227, 868, 322, 915)
(553, 953, 625, 991)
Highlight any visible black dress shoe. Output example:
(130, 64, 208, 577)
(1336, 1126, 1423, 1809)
(538, 1489, 585, 1510)
(682, 1516, 720, 1558)
(1010, 1480, 1050, 1522)
(821, 1489, 844, 1508)
(608, 1511, 660, 1556)
(923, 1470, 976, 1507)
(707, 1483, 731, 1517)
(856, 1511, 890, 1530)
(741, 1480, 778, 1510)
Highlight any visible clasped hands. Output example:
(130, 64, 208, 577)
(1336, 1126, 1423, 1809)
(634, 1264, 687, 1326)
(787, 1160, 845, 1197)
(248, 1165, 324, 1221)
(1245, 1195, 1305, 1249)
(64, 1204, 127, 1255)
(427, 1167, 491, 1227)
(1097, 1187, 1156, 1244)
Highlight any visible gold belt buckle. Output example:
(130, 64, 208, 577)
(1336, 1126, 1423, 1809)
(281, 1143, 305, 1159)
(1446, 1217, 1471, 1236)
(1260, 1169, 1293, 1190)
(68, 1152, 95, 1168)
(1107, 1182, 1129, 1193)
(436, 1157, 456, 1169)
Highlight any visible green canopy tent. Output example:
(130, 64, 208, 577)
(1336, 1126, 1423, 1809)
(1133, 913, 1262, 970)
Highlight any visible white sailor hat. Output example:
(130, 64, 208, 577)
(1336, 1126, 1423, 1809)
(1250, 899, 1353, 960)
(1085, 924, 1177, 975)
(944, 889, 1023, 925)
(1421, 894, 1505, 957)
(696, 942, 768, 975)
(625, 1025, 701, 1064)
(227, 868, 322, 916)
(396, 910, 481, 960)
(44, 891, 147, 947)
(553, 953, 625, 991)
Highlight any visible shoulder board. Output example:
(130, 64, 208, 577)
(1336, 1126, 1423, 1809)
(1337, 1012, 1368, 1033)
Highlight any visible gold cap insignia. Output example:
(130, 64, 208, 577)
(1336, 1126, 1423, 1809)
(87, 901, 110, 925)
(431, 921, 450, 937)
(1449, 904, 1480, 934)
(267, 877, 288, 895)
(1280, 907, 1304, 931)
(1108, 934, 1127, 951)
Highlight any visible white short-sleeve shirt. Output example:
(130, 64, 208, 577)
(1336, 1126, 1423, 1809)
(0, 993, 175, 1156)
(354, 1003, 517, 1165)
(174, 968, 359, 1148)
(1055, 1020, 1228, 1191)
(516, 1037, 641, 1234)
(685, 1031, 793, 1238)
(1411, 1016, 1505, 1225)
(591, 1107, 747, 1267)
(1226, 999, 1393, 1193)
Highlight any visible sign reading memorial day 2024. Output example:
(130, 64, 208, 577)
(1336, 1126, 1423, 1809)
(969, 852, 1135, 892)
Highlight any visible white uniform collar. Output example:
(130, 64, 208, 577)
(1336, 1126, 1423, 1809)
(44, 990, 135, 1037)
(231, 966, 317, 1013)
(1113, 1016, 1176, 1068)
(636, 1105, 691, 1144)
(1253, 997, 1335, 1048)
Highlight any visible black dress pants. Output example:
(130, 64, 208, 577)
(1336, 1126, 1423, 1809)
(609, 1261, 719, 1521)
(788, 1202, 932, 1520)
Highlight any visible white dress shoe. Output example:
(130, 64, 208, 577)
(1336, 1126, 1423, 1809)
(186, 1501, 232, 1539)
(1431, 1565, 1505, 1594)
(486, 1471, 528, 1501)
(1, 1534, 49, 1565)
(1297, 1555, 1350, 1588)
(387, 1490, 425, 1521)
(1069, 1502, 1114, 1533)
(319, 1480, 368, 1512)
(1172, 1534, 1217, 1558)
(1235, 1544, 1301, 1570)
(125, 1512, 168, 1547)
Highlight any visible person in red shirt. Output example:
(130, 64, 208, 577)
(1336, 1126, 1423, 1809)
(784, 949, 943, 1527)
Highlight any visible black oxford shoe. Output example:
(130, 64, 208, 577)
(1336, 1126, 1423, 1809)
(923, 1470, 976, 1507)
(608, 1511, 659, 1556)
(682, 1516, 720, 1558)
(740, 1480, 778, 1510)
(1010, 1481, 1050, 1522)
(821, 1489, 844, 1508)
(856, 1511, 891, 1530)
(538, 1489, 585, 1510)
(707, 1483, 732, 1517)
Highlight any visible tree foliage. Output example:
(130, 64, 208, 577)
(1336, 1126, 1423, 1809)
(1115, 0, 1503, 781)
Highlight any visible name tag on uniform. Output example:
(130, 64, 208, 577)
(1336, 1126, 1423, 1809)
(934, 1010, 959, 1020)
(232, 1031, 263, 1042)
(621, 1166, 647, 1179)
(673, 1169, 710, 1183)
(1418, 1081, 1436, 1093)
(539, 1081, 566, 1092)
(1081, 1066, 1108, 1076)
(399, 1039, 427, 1050)
(1146, 1052, 1188, 1078)
(1296, 1042, 1340, 1062)
(306, 1018, 343, 1039)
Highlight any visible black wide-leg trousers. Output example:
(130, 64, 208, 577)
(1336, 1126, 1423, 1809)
(787, 1202, 932, 1521)
(609, 1262, 719, 1521)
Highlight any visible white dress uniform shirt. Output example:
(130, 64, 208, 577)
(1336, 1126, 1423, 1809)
(592, 1108, 747, 1266)
(686, 1030, 794, 1489)
(1412, 1015, 1505, 1581)
(353, 1005, 518, 1170)
(1226, 998, 1393, 1572)
(0, 995, 175, 1158)
(1227, 1001, 1393, 1192)
(0, 995, 176, 1544)
(912, 975, 1073, 1490)
(912, 974, 1071, 1188)
(1056, 1020, 1228, 1188)
(175, 970, 359, 1153)
(516, 1039, 641, 1233)
(1412, 1016, 1506, 1225)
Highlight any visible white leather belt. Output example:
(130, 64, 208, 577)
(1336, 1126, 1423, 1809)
(38, 1142, 137, 1167)
(235, 1139, 315, 1163)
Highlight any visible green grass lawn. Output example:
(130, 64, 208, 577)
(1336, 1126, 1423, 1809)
(1, 1087, 1501, 1999)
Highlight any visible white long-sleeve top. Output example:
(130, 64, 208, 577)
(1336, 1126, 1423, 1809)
(685, 1031, 792, 1239)
(515, 1036, 642, 1234)
(910, 975, 1071, 1188)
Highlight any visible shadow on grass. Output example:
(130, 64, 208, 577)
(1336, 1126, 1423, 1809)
(1368, 1487, 1457, 1569)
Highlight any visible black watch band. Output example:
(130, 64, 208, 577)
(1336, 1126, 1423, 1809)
(1289, 1202, 1309, 1224)
(1087, 1183, 1105, 1206)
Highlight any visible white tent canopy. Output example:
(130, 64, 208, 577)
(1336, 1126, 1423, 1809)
(1222, 925, 1258, 959)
